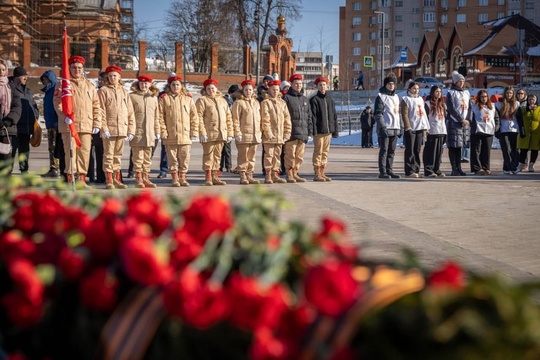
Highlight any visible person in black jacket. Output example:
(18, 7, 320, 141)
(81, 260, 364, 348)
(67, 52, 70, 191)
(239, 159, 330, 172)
(360, 106, 374, 148)
(282, 73, 313, 182)
(9, 66, 39, 174)
(0, 59, 22, 173)
(310, 76, 338, 181)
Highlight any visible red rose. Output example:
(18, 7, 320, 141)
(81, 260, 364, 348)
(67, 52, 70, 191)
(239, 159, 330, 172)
(304, 260, 361, 317)
(125, 192, 171, 237)
(181, 195, 233, 243)
(170, 227, 204, 269)
(249, 327, 290, 360)
(57, 246, 87, 281)
(0, 230, 36, 263)
(7, 258, 44, 306)
(428, 261, 465, 290)
(121, 237, 172, 286)
(313, 217, 358, 262)
(79, 267, 118, 312)
(1, 292, 42, 328)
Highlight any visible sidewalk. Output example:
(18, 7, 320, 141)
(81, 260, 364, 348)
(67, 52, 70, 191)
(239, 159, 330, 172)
(11, 141, 540, 282)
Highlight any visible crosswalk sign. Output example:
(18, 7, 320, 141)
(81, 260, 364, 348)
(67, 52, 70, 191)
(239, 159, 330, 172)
(363, 56, 374, 68)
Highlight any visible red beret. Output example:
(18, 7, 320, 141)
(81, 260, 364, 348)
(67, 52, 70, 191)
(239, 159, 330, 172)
(167, 75, 183, 84)
(203, 78, 218, 88)
(105, 65, 122, 74)
(137, 74, 153, 83)
(289, 74, 303, 82)
(241, 79, 255, 88)
(314, 76, 328, 85)
(68, 56, 85, 65)
(267, 80, 281, 87)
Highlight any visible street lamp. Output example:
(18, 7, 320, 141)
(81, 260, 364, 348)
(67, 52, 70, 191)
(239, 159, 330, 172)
(374, 11, 386, 86)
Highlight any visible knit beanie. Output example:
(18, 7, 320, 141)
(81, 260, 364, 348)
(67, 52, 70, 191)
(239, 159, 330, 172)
(383, 76, 396, 86)
(452, 70, 465, 83)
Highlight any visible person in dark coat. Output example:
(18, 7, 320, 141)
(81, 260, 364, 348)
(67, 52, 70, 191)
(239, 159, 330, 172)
(446, 71, 471, 176)
(310, 76, 338, 181)
(9, 66, 39, 174)
(0, 59, 22, 173)
(220, 84, 239, 173)
(40, 70, 61, 177)
(360, 106, 374, 148)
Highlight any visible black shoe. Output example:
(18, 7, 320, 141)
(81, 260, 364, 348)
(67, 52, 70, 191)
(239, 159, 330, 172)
(458, 169, 467, 176)
(41, 168, 59, 178)
(379, 173, 390, 179)
(388, 173, 401, 179)
(461, 159, 469, 163)
(126, 171, 134, 178)
(157, 172, 167, 178)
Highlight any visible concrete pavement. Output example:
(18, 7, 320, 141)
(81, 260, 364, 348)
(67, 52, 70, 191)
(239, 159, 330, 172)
(10, 141, 540, 282)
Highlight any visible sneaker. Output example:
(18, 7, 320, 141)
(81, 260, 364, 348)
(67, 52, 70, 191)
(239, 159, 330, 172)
(437, 172, 446, 178)
(520, 163, 529, 172)
(461, 158, 469, 163)
(388, 173, 401, 179)
(529, 164, 535, 172)
(157, 172, 167, 179)
(484, 169, 492, 175)
(503, 170, 511, 175)
(475, 169, 486, 175)
(427, 173, 438, 178)
(406, 173, 419, 178)
(378, 173, 390, 179)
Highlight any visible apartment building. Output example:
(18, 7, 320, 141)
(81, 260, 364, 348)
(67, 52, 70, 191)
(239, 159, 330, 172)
(339, 0, 540, 90)
(295, 52, 324, 87)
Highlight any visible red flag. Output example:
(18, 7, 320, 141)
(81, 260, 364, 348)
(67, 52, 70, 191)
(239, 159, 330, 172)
(61, 28, 82, 148)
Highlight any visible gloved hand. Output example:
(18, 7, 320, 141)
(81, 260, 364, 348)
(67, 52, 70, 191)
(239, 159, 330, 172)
(519, 127, 526, 138)
(126, 134, 134, 142)
(102, 131, 111, 139)
(227, 136, 233, 143)
(65, 117, 73, 125)
(379, 127, 388, 137)
(235, 135, 242, 142)
(308, 136, 313, 142)
(190, 136, 198, 141)
(92, 127, 100, 134)
(199, 135, 208, 143)
(155, 134, 161, 141)
(283, 138, 289, 142)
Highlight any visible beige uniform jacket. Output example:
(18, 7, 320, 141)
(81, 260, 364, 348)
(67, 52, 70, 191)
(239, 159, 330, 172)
(260, 95, 291, 144)
(158, 88, 199, 145)
(129, 82, 160, 147)
(98, 83, 135, 137)
(232, 94, 262, 144)
(196, 90, 233, 141)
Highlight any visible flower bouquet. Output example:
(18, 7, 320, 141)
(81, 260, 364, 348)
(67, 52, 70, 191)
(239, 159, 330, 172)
(0, 175, 539, 360)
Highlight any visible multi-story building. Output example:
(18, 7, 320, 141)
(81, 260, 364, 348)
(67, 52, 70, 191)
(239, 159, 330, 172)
(340, 0, 540, 90)
(295, 52, 324, 86)
(0, 0, 134, 69)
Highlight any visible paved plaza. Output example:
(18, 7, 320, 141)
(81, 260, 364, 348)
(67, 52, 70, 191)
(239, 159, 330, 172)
(11, 141, 540, 283)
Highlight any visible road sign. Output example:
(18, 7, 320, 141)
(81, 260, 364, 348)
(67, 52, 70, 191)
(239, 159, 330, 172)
(400, 49, 407, 62)
(363, 56, 373, 68)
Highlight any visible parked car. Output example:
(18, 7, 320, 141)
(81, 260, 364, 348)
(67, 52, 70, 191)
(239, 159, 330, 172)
(406, 77, 445, 89)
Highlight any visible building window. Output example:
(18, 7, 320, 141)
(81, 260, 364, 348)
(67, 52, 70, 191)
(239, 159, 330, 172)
(394, 45, 402, 52)
(353, 2, 361, 10)
(353, 47, 362, 56)
(525, 2, 534, 9)
(412, 38, 419, 44)
(478, 0, 488, 6)
(395, 30, 403, 37)
(395, 15, 403, 21)
(352, 17, 361, 25)
(395, 1, 403, 6)
(497, 0, 504, 4)
(457, 0, 466, 6)
(497, 12, 504, 18)
(412, 22, 420, 28)
(412, 8, 420, 13)
(353, 62, 361, 71)
(508, 10, 521, 15)
(457, 14, 467, 23)
(478, 13, 488, 22)
(441, 0, 449, 7)
(370, 32, 376, 40)
(370, 1, 377, 10)
(424, 0, 435, 6)
(370, 46, 376, 55)
(441, 14, 448, 24)
(380, 0, 390, 7)
(423, 12, 435, 22)
(353, 33, 362, 41)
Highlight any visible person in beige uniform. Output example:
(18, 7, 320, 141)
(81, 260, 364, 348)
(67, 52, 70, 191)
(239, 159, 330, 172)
(158, 75, 199, 187)
(97, 65, 135, 189)
(196, 78, 233, 186)
(260, 79, 291, 184)
(129, 74, 160, 188)
(55, 55, 101, 187)
(232, 79, 261, 185)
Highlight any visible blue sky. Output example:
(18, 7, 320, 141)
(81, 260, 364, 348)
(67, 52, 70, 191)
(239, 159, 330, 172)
(134, 0, 344, 62)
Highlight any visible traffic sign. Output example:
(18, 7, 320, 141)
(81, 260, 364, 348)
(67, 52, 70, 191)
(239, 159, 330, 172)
(363, 56, 373, 68)
(400, 49, 407, 62)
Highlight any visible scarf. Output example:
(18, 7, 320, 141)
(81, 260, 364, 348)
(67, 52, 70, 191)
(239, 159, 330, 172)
(0, 74, 11, 118)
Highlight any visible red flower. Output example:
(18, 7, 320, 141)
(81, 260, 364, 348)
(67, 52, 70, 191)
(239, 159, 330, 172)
(57, 247, 86, 281)
(1, 292, 42, 328)
(7, 258, 44, 306)
(120, 236, 172, 286)
(162, 268, 228, 329)
(79, 267, 118, 312)
(428, 261, 465, 290)
(304, 260, 361, 317)
(181, 195, 233, 243)
(250, 327, 290, 360)
(125, 192, 171, 237)
(0, 231, 36, 263)
(313, 217, 358, 262)
(170, 227, 204, 269)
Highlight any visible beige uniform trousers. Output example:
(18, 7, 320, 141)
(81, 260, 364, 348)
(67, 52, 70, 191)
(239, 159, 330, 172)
(131, 146, 153, 173)
(103, 136, 125, 172)
(202, 141, 224, 171)
(236, 143, 258, 173)
(284, 139, 305, 170)
(312, 134, 331, 166)
(166, 144, 191, 174)
(62, 132, 92, 175)
(263, 143, 283, 171)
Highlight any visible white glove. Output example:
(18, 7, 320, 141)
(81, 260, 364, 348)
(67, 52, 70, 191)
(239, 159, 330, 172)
(126, 134, 134, 142)
(190, 136, 198, 141)
(235, 135, 242, 142)
(308, 136, 313, 142)
(155, 134, 161, 140)
(64, 117, 73, 125)
(227, 137, 233, 143)
(199, 135, 208, 143)
(283, 138, 289, 142)
(92, 127, 100, 135)
(102, 131, 111, 139)
(161, 134, 167, 140)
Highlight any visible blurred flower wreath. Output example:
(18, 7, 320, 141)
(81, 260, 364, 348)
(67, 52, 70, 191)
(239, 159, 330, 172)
(0, 175, 539, 360)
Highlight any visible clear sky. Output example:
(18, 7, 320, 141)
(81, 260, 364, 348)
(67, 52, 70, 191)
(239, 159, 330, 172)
(134, 0, 344, 62)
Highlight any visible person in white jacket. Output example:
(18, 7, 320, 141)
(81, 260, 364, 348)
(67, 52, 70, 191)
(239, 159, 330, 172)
(422, 86, 447, 177)
(469, 89, 500, 175)
(495, 86, 520, 174)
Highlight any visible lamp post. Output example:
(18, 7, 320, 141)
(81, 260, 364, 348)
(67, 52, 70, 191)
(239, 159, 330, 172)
(254, 0, 262, 85)
(374, 11, 386, 86)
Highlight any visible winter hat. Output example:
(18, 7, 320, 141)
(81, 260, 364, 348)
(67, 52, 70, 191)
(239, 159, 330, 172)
(13, 66, 27, 77)
(105, 65, 122, 74)
(314, 76, 328, 85)
(137, 74, 153, 83)
(268, 80, 281, 87)
(383, 76, 397, 87)
(280, 81, 290, 91)
(228, 84, 240, 94)
(263, 75, 274, 82)
(167, 75, 183, 84)
(289, 74, 303, 82)
(240, 80, 254, 88)
(452, 70, 465, 83)
(68, 56, 85, 65)
(203, 78, 218, 88)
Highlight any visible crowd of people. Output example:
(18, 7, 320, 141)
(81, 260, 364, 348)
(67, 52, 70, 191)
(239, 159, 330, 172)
(1, 57, 538, 187)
